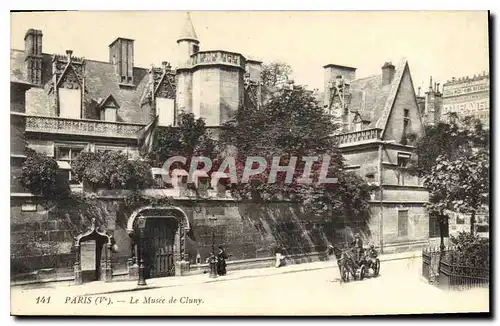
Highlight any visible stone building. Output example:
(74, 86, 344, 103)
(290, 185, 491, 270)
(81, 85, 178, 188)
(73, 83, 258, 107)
(416, 77, 443, 126)
(416, 73, 490, 127)
(316, 59, 432, 253)
(11, 13, 433, 283)
(442, 73, 490, 127)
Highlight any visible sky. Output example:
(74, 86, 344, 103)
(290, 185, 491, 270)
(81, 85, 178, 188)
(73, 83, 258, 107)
(10, 11, 489, 92)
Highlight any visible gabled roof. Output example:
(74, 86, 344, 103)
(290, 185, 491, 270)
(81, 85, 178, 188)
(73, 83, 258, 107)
(10, 48, 152, 123)
(98, 93, 119, 109)
(315, 58, 411, 135)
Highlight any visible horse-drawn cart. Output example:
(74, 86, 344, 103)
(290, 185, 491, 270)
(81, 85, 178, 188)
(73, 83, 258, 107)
(329, 245, 380, 282)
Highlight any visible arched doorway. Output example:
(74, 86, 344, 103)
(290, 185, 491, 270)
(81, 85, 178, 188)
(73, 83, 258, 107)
(126, 206, 191, 279)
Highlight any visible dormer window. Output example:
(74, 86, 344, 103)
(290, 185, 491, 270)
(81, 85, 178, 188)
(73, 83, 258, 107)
(101, 106, 117, 122)
(99, 94, 119, 122)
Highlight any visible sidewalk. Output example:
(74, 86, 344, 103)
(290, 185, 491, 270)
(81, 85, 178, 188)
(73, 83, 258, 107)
(12, 250, 422, 296)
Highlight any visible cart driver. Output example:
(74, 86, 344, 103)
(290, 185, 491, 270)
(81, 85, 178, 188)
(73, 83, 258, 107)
(352, 234, 364, 262)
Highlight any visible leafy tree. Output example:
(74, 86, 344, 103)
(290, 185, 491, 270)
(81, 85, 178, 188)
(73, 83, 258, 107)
(220, 84, 373, 226)
(72, 151, 153, 190)
(149, 112, 216, 167)
(412, 116, 489, 177)
(261, 62, 293, 87)
(412, 116, 489, 245)
(20, 148, 70, 198)
(423, 149, 489, 237)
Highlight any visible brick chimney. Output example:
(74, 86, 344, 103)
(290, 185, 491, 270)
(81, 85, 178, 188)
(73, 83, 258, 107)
(24, 29, 43, 85)
(381, 62, 395, 86)
(109, 37, 135, 85)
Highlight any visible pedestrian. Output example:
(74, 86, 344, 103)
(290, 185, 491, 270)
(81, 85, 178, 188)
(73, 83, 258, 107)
(216, 246, 228, 276)
(275, 246, 285, 268)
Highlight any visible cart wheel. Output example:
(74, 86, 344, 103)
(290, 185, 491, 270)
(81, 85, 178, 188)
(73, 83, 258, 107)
(359, 265, 366, 280)
(373, 259, 380, 277)
(340, 265, 349, 282)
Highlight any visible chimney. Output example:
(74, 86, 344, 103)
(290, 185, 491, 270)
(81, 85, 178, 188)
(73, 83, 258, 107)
(66, 49, 73, 61)
(323, 63, 356, 108)
(109, 37, 135, 85)
(24, 29, 43, 85)
(381, 62, 395, 86)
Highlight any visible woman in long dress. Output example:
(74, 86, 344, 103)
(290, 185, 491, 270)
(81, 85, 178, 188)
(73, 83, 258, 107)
(217, 246, 228, 276)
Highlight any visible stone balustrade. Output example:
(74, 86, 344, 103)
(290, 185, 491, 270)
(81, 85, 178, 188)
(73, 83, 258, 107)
(335, 128, 382, 145)
(189, 50, 246, 70)
(25, 115, 145, 139)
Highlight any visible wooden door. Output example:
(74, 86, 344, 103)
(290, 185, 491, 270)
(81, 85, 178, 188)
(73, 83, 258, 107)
(143, 218, 177, 279)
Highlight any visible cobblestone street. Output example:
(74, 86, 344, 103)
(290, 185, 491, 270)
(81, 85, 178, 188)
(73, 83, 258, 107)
(11, 257, 489, 315)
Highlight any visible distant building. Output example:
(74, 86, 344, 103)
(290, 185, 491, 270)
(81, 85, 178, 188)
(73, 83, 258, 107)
(418, 73, 490, 127)
(416, 77, 443, 126)
(442, 73, 490, 127)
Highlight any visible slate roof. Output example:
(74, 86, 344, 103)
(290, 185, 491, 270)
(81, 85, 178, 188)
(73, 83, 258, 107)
(10, 49, 152, 124)
(315, 59, 409, 133)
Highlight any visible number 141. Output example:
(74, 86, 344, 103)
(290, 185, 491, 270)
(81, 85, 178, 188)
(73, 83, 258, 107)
(36, 296, 51, 304)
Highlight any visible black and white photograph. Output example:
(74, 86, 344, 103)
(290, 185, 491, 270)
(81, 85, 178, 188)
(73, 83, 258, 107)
(9, 10, 490, 316)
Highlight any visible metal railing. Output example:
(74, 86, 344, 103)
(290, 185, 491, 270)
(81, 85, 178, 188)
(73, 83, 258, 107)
(422, 246, 489, 290)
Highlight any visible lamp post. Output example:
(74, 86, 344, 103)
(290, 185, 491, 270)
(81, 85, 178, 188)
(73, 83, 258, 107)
(137, 215, 147, 286)
(208, 215, 218, 278)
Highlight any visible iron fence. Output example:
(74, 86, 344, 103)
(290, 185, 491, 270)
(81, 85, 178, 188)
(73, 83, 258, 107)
(422, 246, 489, 290)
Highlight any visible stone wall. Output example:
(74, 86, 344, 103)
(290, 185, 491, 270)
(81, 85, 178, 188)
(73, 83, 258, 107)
(11, 191, 431, 279)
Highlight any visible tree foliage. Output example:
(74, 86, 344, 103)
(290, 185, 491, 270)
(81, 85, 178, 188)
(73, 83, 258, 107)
(20, 148, 70, 198)
(412, 116, 489, 177)
(72, 151, 153, 190)
(261, 62, 293, 87)
(417, 116, 490, 235)
(447, 231, 489, 269)
(220, 85, 373, 219)
(149, 112, 216, 166)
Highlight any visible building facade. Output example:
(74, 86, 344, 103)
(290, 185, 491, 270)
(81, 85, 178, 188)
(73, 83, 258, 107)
(442, 73, 490, 127)
(11, 14, 433, 283)
(417, 73, 490, 127)
(317, 59, 431, 253)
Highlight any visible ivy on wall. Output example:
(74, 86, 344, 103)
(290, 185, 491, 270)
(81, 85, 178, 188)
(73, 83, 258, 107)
(20, 148, 70, 199)
(72, 151, 153, 190)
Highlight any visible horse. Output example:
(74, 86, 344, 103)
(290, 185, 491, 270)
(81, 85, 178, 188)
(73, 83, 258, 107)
(328, 245, 357, 282)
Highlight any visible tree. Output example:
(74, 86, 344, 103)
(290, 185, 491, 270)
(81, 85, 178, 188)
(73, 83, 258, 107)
(20, 148, 70, 198)
(149, 112, 216, 166)
(72, 151, 153, 190)
(423, 149, 489, 238)
(412, 116, 489, 244)
(261, 62, 293, 87)
(220, 84, 373, 228)
(412, 116, 489, 177)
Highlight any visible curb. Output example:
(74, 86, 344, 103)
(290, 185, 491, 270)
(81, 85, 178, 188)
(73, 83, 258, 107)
(85, 252, 422, 296)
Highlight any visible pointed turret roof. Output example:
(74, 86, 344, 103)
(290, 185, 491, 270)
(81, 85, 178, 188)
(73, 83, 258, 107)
(177, 12, 199, 43)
